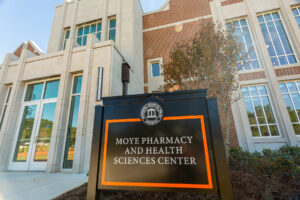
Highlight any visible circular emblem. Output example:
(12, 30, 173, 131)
(140, 102, 164, 126)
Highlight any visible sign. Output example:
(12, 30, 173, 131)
(87, 90, 233, 200)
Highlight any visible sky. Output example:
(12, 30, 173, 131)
(0, 0, 166, 63)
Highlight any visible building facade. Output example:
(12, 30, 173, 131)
(0, 0, 299, 173)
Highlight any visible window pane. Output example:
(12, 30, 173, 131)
(97, 23, 102, 32)
(109, 29, 116, 41)
(78, 27, 83, 36)
(44, 80, 60, 99)
(96, 32, 101, 40)
(82, 36, 87, 46)
(260, 126, 269, 136)
(258, 12, 297, 66)
(242, 87, 250, 97)
(90, 24, 96, 33)
(6, 87, 12, 103)
(267, 21, 284, 56)
(152, 63, 160, 77)
(249, 86, 258, 96)
(280, 83, 288, 93)
(244, 98, 256, 124)
(0, 106, 7, 131)
(292, 124, 300, 135)
(258, 85, 267, 95)
(25, 83, 44, 101)
(34, 103, 56, 162)
(13, 105, 37, 162)
(251, 126, 260, 137)
(291, 93, 300, 117)
(63, 95, 80, 169)
(110, 18, 116, 28)
(253, 97, 266, 124)
(261, 96, 275, 124)
(287, 82, 297, 92)
(275, 20, 293, 54)
(269, 125, 279, 136)
(283, 94, 298, 122)
(77, 37, 82, 46)
(84, 25, 90, 34)
(72, 76, 82, 94)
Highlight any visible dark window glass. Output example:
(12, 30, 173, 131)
(25, 83, 44, 101)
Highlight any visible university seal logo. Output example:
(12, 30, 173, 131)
(140, 102, 164, 126)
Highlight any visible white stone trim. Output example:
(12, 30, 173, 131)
(143, 15, 213, 32)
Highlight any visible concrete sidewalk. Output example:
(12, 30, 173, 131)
(0, 172, 88, 200)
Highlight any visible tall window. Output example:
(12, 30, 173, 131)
(108, 17, 116, 41)
(62, 28, 70, 50)
(258, 12, 297, 66)
(0, 87, 12, 131)
(292, 7, 300, 28)
(63, 75, 82, 169)
(242, 85, 280, 137)
(279, 81, 300, 135)
(151, 62, 161, 77)
(226, 19, 260, 71)
(77, 21, 102, 46)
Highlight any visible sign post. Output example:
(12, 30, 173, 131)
(87, 90, 233, 200)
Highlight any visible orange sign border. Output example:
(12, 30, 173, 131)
(100, 115, 213, 189)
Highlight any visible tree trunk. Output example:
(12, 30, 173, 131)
(223, 101, 230, 163)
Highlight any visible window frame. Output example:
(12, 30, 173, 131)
(241, 84, 281, 138)
(76, 20, 102, 46)
(61, 74, 83, 170)
(62, 28, 70, 50)
(257, 11, 298, 66)
(292, 6, 300, 28)
(0, 86, 12, 131)
(108, 16, 117, 42)
(279, 80, 300, 135)
(151, 61, 161, 77)
(226, 17, 261, 71)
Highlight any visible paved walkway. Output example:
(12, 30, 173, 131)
(0, 172, 88, 200)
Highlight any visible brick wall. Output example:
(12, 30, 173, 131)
(221, 0, 243, 6)
(275, 66, 300, 77)
(143, 18, 212, 84)
(143, 0, 211, 29)
(238, 71, 266, 81)
(13, 43, 41, 57)
(143, 0, 239, 147)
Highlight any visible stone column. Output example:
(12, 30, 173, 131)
(72, 34, 95, 173)
(0, 54, 12, 114)
(245, 0, 297, 146)
(101, 0, 109, 42)
(0, 44, 28, 171)
(46, 0, 80, 173)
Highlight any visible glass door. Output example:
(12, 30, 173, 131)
(8, 80, 59, 171)
(28, 101, 56, 170)
(9, 104, 39, 170)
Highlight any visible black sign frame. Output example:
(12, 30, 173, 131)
(87, 90, 233, 200)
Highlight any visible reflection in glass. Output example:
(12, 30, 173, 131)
(34, 103, 56, 162)
(258, 12, 297, 66)
(109, 18, 116, 41)
(72, 76, 82, 94)
(13, 105, 37, 162)
(44, 80, 60, 99)
(63, 95, 80, 168)
(242, 85, 279, 137)
(63, 75, 82, 169)
(25, 83, 44, 101)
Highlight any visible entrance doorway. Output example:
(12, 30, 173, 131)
(8, 79, 59, 171)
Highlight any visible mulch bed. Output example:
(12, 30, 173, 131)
(53, 169, 300, 200)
